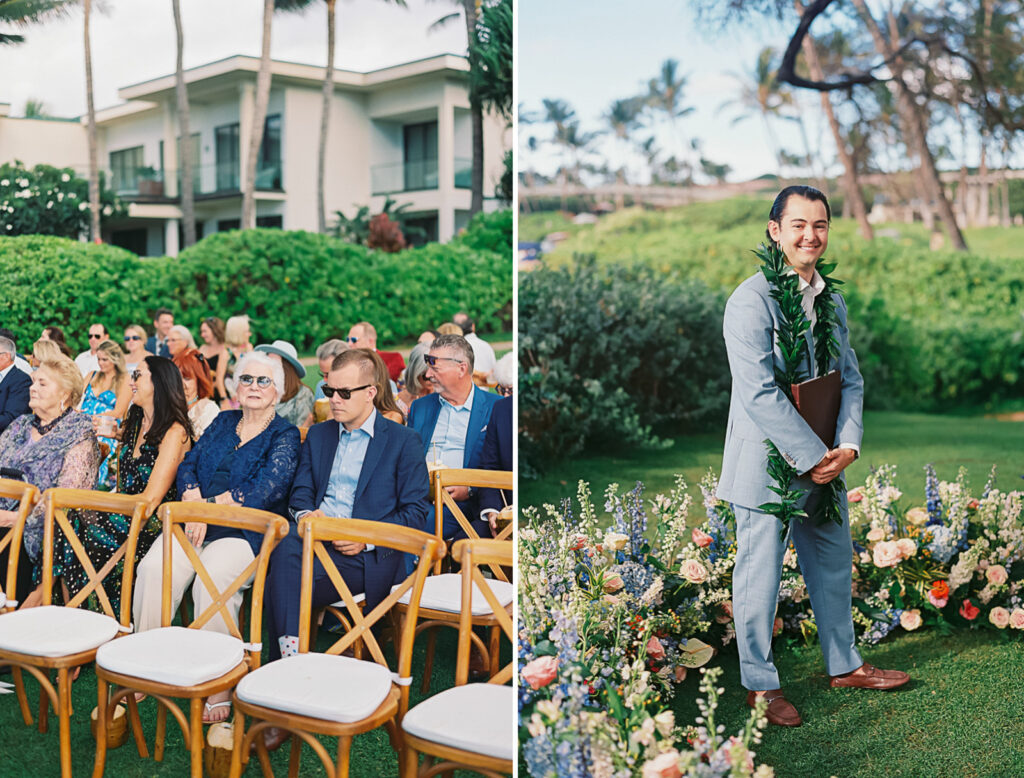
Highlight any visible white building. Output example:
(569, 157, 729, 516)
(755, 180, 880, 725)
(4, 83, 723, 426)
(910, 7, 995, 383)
(0, 54, 507, 255)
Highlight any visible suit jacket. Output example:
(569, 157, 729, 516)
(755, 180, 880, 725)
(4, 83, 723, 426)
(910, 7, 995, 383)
(288, 413, 429, 610)
(479, 395, 513, 515)
(717, 271, 864, 510)
(0, 366, 31, 434)
(145, 335, 170, 358)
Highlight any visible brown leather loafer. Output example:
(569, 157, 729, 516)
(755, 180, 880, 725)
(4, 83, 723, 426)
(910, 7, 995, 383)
(830, 663, 910, 690)
(747, 689, 802, 727)
(250, 726, 289, 755)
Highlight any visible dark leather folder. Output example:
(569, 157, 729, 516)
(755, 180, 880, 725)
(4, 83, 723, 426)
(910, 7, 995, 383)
(791, 370, 841, 447)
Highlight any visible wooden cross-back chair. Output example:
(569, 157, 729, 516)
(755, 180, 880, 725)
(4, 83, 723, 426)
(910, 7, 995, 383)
(401, 539, 514, 778)
(430, 468, 514, 575)
(0, 487, 148, 778)
(229, 516, 444, 778)
(92, 501, 288, 778)
(0, 477, 40, 613)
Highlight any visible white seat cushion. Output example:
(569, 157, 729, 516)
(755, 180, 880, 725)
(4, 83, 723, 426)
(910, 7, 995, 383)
(0, 606, 120, 657)
(236, 653, 393, 723)
(96, 626, 244, 686)
(328, 592, 366, 608)
(392, 574, 513, 615)
(403, 683, 515, 761)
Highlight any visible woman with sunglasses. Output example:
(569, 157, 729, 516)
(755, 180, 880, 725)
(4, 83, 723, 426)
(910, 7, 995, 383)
(133, 350, 300, 724)
(123, 324, 153, 374)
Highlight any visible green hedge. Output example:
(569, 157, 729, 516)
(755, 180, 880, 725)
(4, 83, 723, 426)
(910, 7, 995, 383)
(0, 212, 512, 354)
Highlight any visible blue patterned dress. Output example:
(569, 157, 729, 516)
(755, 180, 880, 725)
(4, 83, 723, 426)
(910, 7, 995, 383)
(80, 373, 118, 487)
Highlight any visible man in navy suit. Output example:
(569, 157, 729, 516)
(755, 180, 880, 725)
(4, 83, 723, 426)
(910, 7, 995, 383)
(408, 333, 500, 539)
(144, 307, 174, 358)
(264, 348, 429, 662)
(0, 336, 31, 434)
(478, 394, 512, 533)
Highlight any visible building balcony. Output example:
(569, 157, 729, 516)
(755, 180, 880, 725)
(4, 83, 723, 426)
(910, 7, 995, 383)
(371, 157, 475, 195)
(107, 162, 283, 201)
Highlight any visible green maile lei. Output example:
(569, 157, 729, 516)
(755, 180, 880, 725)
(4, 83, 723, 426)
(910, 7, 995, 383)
(754, 240, 845, 536)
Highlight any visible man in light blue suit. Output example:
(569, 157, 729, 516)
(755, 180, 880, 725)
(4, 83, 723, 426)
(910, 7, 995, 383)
(719, 186, 908, 728)
(408, 333, 500, 539)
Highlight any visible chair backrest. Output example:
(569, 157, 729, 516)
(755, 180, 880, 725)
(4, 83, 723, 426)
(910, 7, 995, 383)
(35, 488, 149, 625)
(156, 502, 288, 668)
(452, 539, 514, 686)
(297, 516, 444, 714)
(0, 478, 40, 611)
(431, 468, 514, 579)
(298, 426, 309, 443)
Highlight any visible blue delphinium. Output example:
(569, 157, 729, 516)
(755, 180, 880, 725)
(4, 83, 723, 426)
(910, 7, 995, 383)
(925, 464, 943, 526)
(861, 608, 902, 645)
(926, 524, 959, 564)
(701, 483, 731, 564)
(625, 482, 647, 560)
(614, 560, 654, 599)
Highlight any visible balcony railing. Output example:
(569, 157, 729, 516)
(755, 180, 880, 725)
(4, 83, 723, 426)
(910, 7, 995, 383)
(371, 159, 439, 195)
(104, 163, 283, 199)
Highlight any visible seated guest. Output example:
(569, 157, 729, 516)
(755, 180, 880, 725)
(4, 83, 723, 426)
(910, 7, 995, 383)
(0, 335, 31, 434)
(174, 348, 220, 438)
(395, 343, 432, 417)
(123, 324, 153, 373)
(0, 328, 31, 375)
(165, 324, 195, 358)
(198, 317, 228, 405)
(40, 326, 75, 359)
(408, 334, 500, 539)
(492, 351, 515, 398)
(479, 394, 512, 534)
(0, 357, 99, 606)
(255, 340, 314, 427)
(364, 349, 406, 424)
(75, 322, 109, 376)
(133, 351, 299, 723)
(145, 308, 174, 358)
(31, 338, 65, 368)
(59, 357, 192, 613)
(313, 339, 348, 400)
(79, 340, 132, 487)
(453, 312, 497, 385)
(347, 321, 405, 383)
(220, 315, 254, 409)
(265, 347, 429, 664)
(436, 322, 462, 337)
(417, 330, 438, 346)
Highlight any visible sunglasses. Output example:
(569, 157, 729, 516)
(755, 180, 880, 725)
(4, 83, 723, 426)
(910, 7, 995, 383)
(130, 369, 142, 381)
(124, 335, 141, 342)
(497, 385, 513, 397)
(322, 383, 371, 400)
(88, 334, 103, 340)
(424, 355, 463, 368)
(238, 374, 273, 388)
(346, 337, 360, 344)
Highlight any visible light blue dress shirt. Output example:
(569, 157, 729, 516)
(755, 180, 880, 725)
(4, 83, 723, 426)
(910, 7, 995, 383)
(319, 408, 377, 520)
(427, 389, 474, 468)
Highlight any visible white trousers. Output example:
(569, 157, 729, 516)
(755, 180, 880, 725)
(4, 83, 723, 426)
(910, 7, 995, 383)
(133, 534, 255, 635)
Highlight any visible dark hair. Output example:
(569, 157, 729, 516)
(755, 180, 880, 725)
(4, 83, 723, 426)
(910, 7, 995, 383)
(280, 358, 302, 403)
(141, 355, 195, 446)
(201, 317, 225, 344)
(153, 307, 173, 322)
(765, 185, 832, 245)
(173, 348, 214, 400)
(43, 326, 74, 358)
(453, 312, 474, 336)
(365, 349, 404, 421)
(90, 322, 108, 336)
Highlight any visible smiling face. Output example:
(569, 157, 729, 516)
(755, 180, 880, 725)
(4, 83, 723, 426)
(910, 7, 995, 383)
(155, 313, 174, 338)
(767, 195, 829, 279)
(199, 322, 213, 345)
(165, 331, 186, 356)
(130, 360, 154, 407)
(97, 350, 114, 376)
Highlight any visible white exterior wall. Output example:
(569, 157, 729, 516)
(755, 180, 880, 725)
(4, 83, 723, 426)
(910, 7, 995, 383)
(98, 109, 164, 172)
(0, 117, 87, 170)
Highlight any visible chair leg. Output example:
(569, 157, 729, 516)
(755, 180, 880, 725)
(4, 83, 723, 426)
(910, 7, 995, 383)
(287, 734, 302, 777)
(229, 709, 246, 778)
(400, 743, 419, 778)
(92, 675, 109, 778)
(57, 668, 72, 778)
(420, 626, 436, 694)
(125, 692, 149, 758)
(38, 681, 49, 734)
(489, 626, 501, 678)
(256, 732, 274, 778)
(12, 666, 33, 726)
(155, 701, 167, 761)
(189, 697, 204, 778)
(335, 735, 352, 778)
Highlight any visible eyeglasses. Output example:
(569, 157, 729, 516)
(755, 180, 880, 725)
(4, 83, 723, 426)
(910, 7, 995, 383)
(238, 374, 274, 388)
(322, 383, 371, 400)
(130, 369, 142, 381)
(424, 355, 464, 368)
(88, 334, 103, 340)
(124, 335, 141, 342)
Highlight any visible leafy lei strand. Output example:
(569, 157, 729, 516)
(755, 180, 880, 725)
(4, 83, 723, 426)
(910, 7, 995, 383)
(753, 241, 845, 534)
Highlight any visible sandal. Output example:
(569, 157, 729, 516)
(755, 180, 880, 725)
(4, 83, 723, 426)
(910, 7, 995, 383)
(202, 700, 232, 724)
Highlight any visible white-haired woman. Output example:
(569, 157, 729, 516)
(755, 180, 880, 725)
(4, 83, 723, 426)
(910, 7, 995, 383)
(164, 325, 196, 359)
(132, 350, 300, 723)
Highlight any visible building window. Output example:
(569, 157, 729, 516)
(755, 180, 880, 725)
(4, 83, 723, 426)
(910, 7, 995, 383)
(402, 213, 438, 246)
(110, 228, 148, 255)
(160, 134, 200, 194)
(403, 121, 438, 191)
(110, 146, 144, 194)
(217, 219, 241, 232)
(214, 115, 281, 191)
(257, 114, 282, 190)
(216, 216, 281, 232)
(215, 123, 240, 191)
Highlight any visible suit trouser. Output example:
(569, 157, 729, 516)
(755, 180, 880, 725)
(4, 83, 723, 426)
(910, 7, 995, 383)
(264, 531, 365, 661)
(732, 483, 862, 690)
(133, 535, 255, 634)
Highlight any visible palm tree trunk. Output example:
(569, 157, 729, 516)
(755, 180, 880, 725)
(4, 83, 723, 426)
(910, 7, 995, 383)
(84, 0, 100, 242)
(317, 0, 336, 234)
(173, 0, 196, 247)
(243, 0, 275, 229)
(463, 0, 483, 215)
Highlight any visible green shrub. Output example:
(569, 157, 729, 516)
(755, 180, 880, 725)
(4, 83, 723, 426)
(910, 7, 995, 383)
(453, 209, 512, 255)
(519, 255, 730, 474)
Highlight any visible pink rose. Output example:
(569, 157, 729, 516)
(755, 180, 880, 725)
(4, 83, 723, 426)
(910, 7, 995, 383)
(1009, 609, 1024, 630)
(895, 538, 917, 559)
(866, 527, 885, 543)
(521, 656, 558, 690)
(905, 507, 929, 526)
(872, 540, 902, 568)
(900, 609, 922, 631)
(680, 559, 708, 585)
(927, 591, 948, 609)
(773, 617, 784, 636)
(847, 487, 864, 503)
(989, 607, 1010, 629)
(691, 527, 713, 548)
(641, 750, 682, 778)
(986, 565, 1008, 586)
(674, 666, 687, 682)
(603, 573, 624, 593)
(715, 600, 734, 624)
(646, 635, 666, 661)
(603, 594, 620, 606)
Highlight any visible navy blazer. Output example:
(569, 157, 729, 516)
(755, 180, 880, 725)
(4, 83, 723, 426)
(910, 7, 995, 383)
(288, 412, 430, 609)
(479, 395, 512, 515)
(0, 367, 31, 434)
(145, 335, 170, 358)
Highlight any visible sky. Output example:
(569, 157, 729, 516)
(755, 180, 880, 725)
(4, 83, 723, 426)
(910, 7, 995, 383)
(0, 0, 467, 118)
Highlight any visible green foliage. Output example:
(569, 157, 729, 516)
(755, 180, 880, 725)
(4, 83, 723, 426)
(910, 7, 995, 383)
(0, 161, 124, 238)
(453, 208, 512, 254)
(329, 196, 426, 246)
(470, 0, 513, 122)
(0, 213, 512, 354)
(519, 254, 730, 474)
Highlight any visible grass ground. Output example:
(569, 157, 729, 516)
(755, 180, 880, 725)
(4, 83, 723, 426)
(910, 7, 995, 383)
(0, 626, 485, 777)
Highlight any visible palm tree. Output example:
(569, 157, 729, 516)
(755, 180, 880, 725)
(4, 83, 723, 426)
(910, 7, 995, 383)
(22, 97, 49, 118)
(0, 0, 76, 45)
(172, 0, 196, 247)
(242, 0, 276, 230)
(603, 97, 642, 206)
(646, 59, 695, 180)
(542, 99, 577, 210)
(719, 47, 789, 175)
(84, 0, 99, 241)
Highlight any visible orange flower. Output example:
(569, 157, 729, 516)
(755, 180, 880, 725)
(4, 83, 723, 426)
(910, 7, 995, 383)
(930, 580, 949, 599)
